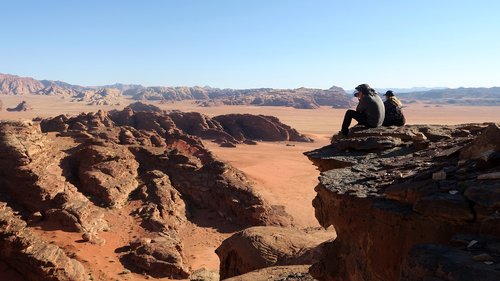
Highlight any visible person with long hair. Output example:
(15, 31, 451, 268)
(340, 83, 385, 136)
(382, 90, 406, 126)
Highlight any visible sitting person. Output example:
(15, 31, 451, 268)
(341, 83, 384, 136)
(382, 90, 406, 126)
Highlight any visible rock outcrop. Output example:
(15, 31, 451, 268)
(216, 226, 333, 279)
(6, 100, 33, 111)
(0, 121, 107, 234)
(0, 202, 87, 281)
(40, 103, 312, 147)
(124, 236, 189, 278)
(0, 104, 310, 279)
(305, 123, 500, 281)
(214, 114, 313, 143)
(71, 88, 122, 105)
(72, 143, 139, 208)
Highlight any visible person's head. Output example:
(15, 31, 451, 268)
(355, 83, 377, 97)
(384, 90, 395, 100)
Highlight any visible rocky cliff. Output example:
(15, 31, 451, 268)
(0, 104, 315, 280)
(305, 124, 500, 281)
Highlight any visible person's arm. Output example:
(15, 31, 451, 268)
(356, 98, 366, 113)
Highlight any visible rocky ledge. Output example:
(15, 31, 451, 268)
(305, 123, 500, 281)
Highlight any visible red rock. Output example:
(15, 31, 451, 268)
(216, 226, 333, 279)
(73, 143, 139, 208)
(0, 203, 87, 281)
(125, 236, 189, 278)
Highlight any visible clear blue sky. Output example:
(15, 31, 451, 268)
(1, 0, 499, 89)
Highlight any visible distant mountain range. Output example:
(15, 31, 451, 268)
(397, 87, 500, 106)
(1, 72, 499, 107)
(0, 73, 353, 109)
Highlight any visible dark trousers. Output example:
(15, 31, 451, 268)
(341, 110, 367, 136)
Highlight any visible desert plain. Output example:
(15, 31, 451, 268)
(0, 94, 499, 281)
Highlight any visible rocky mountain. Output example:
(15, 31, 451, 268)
(0, 73, 353, 109)
(398, 87, 500, 105)
(0, 73, 124, 105)
(0, 73, 47, 95)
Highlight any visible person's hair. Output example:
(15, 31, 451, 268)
(355, 83, 377, 96)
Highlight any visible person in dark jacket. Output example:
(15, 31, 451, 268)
(341, 83, 385, 136)
(382, 90, 406, 126)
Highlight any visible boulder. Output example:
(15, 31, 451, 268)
(216, 226, 333, 279)
(125, 236, 189, 279)
(189, 268, 219, 281)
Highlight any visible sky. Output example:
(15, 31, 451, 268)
(1, 0, 499, 90)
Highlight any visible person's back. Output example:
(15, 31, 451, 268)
(340, 83, 385, 136)
(382, 91, 406, 126)
(356, 94, 385, 127)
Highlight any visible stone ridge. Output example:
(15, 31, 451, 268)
(305, 123, 500, 281)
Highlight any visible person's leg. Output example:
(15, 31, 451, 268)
(341, 110, 363, 136)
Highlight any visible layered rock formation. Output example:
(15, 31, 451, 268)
(0, 104, 310, 280)
(305, 123, 500, 281)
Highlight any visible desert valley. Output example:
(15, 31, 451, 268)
(1, 73, 500, 281)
